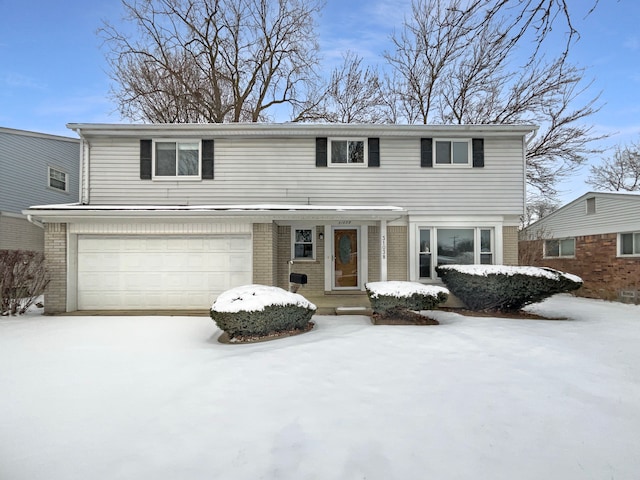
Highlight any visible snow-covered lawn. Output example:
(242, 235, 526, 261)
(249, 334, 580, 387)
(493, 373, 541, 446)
(1, 295, 639, 480)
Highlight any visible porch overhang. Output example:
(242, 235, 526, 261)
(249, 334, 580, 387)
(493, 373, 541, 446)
(23, 203, 407, 224)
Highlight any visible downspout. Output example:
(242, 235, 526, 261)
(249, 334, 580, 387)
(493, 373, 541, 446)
(69, 126, 89, 205)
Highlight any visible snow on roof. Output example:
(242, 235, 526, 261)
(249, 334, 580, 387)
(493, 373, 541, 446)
(437, 264, 583, 283)
(211, 284, 317, 313)
(365, 281, 449, 298)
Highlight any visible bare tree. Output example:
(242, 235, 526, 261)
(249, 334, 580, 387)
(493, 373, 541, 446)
(382, 0, 603, 199)
(295, 52, 386, 123)
(587, 140, 640, 192)
(100, 0, 323, 123)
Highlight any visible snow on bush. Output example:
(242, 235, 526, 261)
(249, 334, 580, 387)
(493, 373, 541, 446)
(365, 281, 449, 313)
(210, 285, 316, 339)
(435, 264, 583, 312)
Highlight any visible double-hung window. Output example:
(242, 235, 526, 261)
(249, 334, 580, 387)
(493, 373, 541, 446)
(48, 167, 67, 192)
(418, 227, 494, 279)
(619, 232, 640, 256)
(154, 140, 200, 178)
(330, 139, 366, 165)
(544, 238, 575, 258)
(292, 227, 315, 260)
(434, 139, 470, 165)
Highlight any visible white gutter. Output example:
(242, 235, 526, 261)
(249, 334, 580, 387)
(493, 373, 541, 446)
(26, 214, 44, 229)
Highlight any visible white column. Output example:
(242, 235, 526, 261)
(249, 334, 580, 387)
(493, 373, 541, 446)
(380, 220, 388, 281)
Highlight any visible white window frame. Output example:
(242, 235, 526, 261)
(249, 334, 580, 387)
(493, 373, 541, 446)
(328, 138, 368, 167)
(291, 226, 316, 261)
(618, 231, 640, 257)
(544, 238, 576, 258)
(433, 139, 472, 167)
(152, 139, 201, 180)
(417, 226, 495, 280)
(48, 166, 68, 192)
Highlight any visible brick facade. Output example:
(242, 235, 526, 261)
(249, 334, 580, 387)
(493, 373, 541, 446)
(252, 223, 278, 286)
(368, 225, 381, 283)
(502, 226, 519, 266)
(519, 233, 640, 303)
(44, 223, 67, 314)
(387, 226, 408, 281)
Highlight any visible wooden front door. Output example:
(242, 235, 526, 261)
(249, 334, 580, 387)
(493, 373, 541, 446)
(333, 228, 359, 288)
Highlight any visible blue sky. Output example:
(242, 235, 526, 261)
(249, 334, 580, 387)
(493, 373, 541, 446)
(1, 0, 639, 203)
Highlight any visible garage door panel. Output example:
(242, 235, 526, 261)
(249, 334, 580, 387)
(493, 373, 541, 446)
(77, 234, 252, 310)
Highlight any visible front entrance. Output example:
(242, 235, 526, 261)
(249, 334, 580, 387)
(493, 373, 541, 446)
(333, 227, 359, 289)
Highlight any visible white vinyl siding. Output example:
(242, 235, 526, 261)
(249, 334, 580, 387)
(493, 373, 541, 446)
(86, 136, 526, 216)
(525, 193, 640, 239)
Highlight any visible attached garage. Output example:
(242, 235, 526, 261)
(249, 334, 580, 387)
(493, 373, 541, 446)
(76, 234, 252, 310)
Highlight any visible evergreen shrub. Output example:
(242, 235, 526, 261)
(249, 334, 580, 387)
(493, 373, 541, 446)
(365, 281, 449, 313)
(435, 265, 582, 311)
(210, 285, 316, 338)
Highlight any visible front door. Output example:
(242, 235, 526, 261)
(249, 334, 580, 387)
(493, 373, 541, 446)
(333, 228, 359, 288)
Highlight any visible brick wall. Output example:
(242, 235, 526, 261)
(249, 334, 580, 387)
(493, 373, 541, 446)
(368, 225, 380, 282)
(519, 233, 640, 303)
(252, 223, 277, 285)
(276, 225, 325, 296)
(0, 214, 44, 252)
(502, 226, 519, 266)
(387, 226, 408, 281)
(44, 223, 67, 314)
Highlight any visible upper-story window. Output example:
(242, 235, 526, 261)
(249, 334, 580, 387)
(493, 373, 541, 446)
(154, 140, 200, 178)
(330, 139, 366, 165)
(544, 238, 575, 258)
(48, 166, 68, 192)
(435, 139, 470, 165)
(619, 232, 640, 256)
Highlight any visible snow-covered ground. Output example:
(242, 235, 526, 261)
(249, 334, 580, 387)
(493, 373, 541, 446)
(1, 295, 639, 480)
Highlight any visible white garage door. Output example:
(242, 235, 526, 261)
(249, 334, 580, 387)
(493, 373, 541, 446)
(77, 235, 252, 310)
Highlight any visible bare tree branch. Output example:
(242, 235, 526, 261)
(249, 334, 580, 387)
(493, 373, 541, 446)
(587, 140, 640, 192)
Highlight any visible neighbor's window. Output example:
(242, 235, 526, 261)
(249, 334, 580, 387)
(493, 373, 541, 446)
(418, 227, 494, 279)
(435, 140, 470, 165)
(330, 139, 365, 164)
(619, 232, 640, 256)
(48, 167, 67, 192)
(292, 227, 315, 260)
(154, 140, 200, 177)
(545, 238, 575, 258)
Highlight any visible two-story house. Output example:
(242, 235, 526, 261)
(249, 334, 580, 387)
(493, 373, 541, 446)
(24, 123, 536, 314)
(1, 127, 79, 252)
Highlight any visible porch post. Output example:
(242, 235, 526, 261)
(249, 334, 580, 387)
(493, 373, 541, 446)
(380, 220, 388, 281)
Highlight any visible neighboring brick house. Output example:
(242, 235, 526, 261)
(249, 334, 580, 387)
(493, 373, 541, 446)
(520, 192, 640, 304)
(0, 127, 79, 251)
(24, 123, 536, 314)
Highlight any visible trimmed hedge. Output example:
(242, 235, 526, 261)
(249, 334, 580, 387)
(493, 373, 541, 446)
(435, 265, 582, 311)
(365, 281, 449, 314)
(210, 285, 316, 339)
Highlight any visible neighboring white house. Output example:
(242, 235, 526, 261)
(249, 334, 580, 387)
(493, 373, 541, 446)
(520, 191, 640, 303)
(0, 127, 79, 251)
(24, 123, 536, 313)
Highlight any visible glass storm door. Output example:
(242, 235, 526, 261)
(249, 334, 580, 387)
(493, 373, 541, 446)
(333, 228, 359, 289)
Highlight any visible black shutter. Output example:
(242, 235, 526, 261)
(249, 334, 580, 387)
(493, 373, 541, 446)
(420, 138, 433, 167)
(368, 138, 380, 167)
(140, 139, 152, 180)
(472, 138, 484, 168)
(202, 139, 214, 179)
(316, 137, 327, 167)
